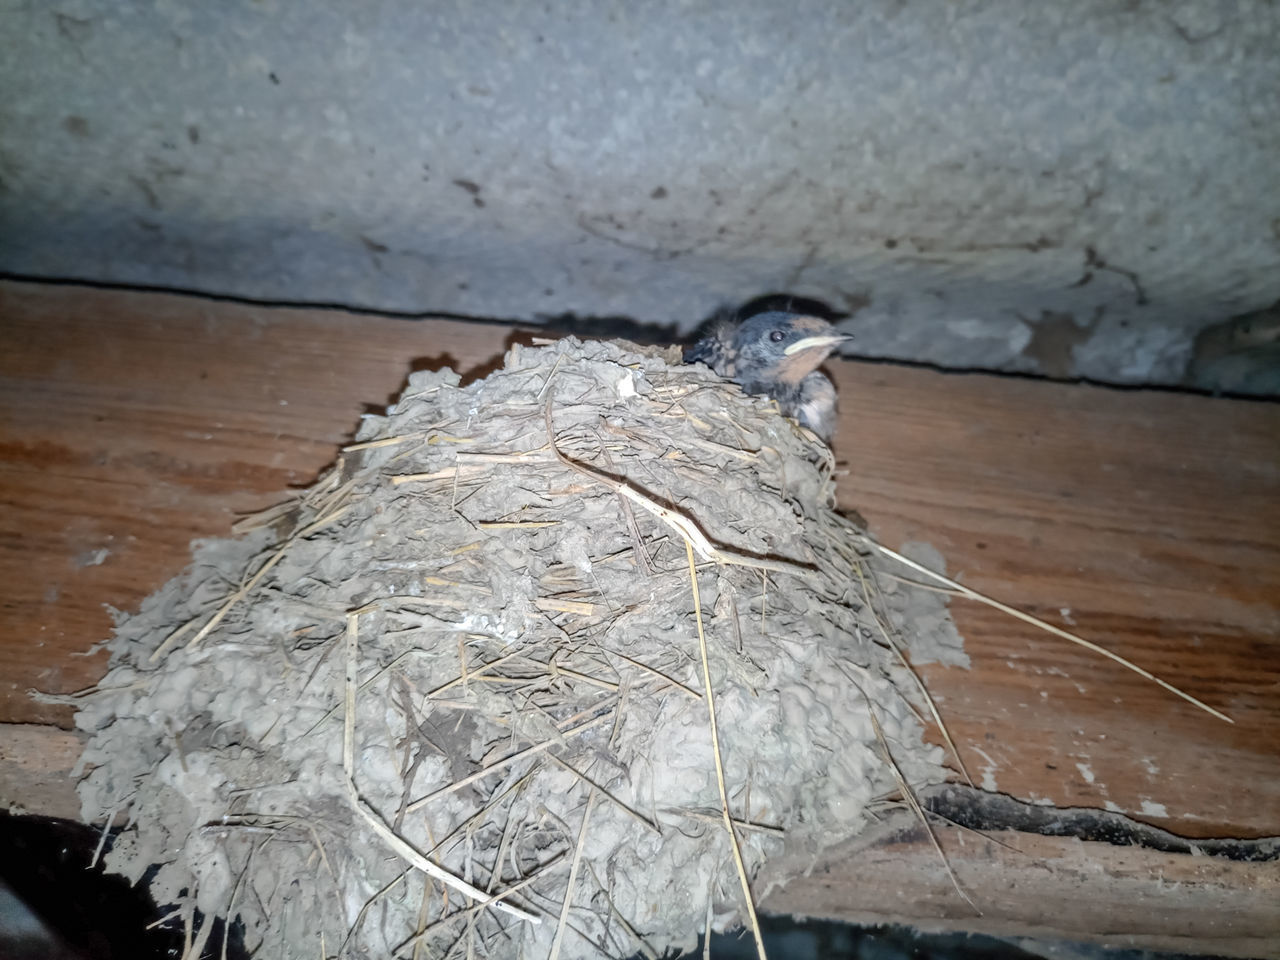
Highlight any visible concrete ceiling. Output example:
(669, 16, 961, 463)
(2, 0, 1278, 389)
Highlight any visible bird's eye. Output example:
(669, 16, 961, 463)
(769, 329, 786, 343)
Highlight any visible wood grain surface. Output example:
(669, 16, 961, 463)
(832, 362, 1280, 839)
(1, 281, 1276, 845)
(762, 805, 1280, 958)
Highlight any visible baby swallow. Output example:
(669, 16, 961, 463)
(684, 311, 852, 443)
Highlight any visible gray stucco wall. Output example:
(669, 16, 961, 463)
(3, 0, 1278, 387)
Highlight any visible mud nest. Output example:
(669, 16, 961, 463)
(74, 337, 965, 959)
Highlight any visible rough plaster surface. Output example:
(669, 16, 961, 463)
(2, 1, 1278, 386)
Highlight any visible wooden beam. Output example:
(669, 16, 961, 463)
(0, 279, 1276, 947)
(0, 725, 85, 821)
(829, 362, 1280, 839)
(763, 795, 1280, 958)
(1, 723, 1274, 956)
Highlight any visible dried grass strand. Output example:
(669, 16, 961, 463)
(865, 539, 1233, 723)
(398, 861, 568, 954)
(544, 753, 660, 834)
(545, 396, 810, 579)
(548, 788, 598, 960)
(406, 714, 610, 814)
(686, 541, 767, 960)
(853, 676, 980, 916)
(154, 504, 354, 661)
(341, 613, 539, 924)
(851, 561, 974, 788)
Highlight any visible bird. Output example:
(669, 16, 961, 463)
(684, 311, 852, 443)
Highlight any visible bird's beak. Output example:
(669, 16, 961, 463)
(782, 332, 853, 357)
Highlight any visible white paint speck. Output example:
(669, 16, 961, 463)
(1075, 762, 1095, 783)
(1140, 799, 1169, 817)
(1059, 607, 1076, 625)
(1104, 800, 1125, 813)
(1141, 757, 1160, 775)
(971, 747, 999, 792)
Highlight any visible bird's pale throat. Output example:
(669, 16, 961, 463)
(775, 346, 834, 384)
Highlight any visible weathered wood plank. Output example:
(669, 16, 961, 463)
(0, 724, 85, 820)
(832, 364, 1280, 838)
(763, 804, 1280, 959)
(1, 721, 1273, 958)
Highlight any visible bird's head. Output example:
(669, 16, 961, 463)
(731, 312, 852, 385)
